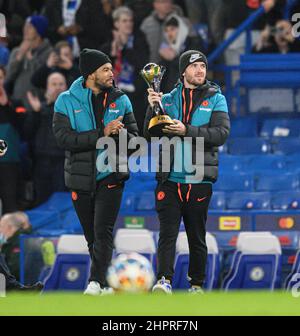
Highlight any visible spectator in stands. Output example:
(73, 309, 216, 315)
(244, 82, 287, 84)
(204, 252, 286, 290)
(44, 0, 112, 56)
(159, 14, 204, 92)
(124, 0, 153, 26)
(5, 15, 52, 109)
(0, 66, 26, 214)
(31, 41, 80, 89)
(0, 212, 42, 291)
(24, 72, 67, 206)
(254, 19, 300, 53)
(184, 0, 222, 46)
(0, 212, 32, 281)
(0, 0, 31, 50)
(101, 6, 149, 133)
(140, 0, 191, 63)
(215, 0, 276, 65)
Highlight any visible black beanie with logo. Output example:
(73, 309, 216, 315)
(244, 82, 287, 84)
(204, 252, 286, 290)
(179, 50, 208, 76)
(79, 48, 112, 79)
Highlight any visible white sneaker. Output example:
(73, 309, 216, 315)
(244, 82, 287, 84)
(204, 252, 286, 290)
(84, 281, 102, 296)
(152, 277, 172, 294)
(188, 286, 204, 295)
(101, 287, 114, 296)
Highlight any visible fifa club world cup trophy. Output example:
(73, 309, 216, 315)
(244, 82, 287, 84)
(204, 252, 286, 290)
(141, 63, 174, 136)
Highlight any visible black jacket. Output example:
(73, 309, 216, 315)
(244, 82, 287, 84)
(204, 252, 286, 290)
(53, 85, 139, 192)
(143, 80, 230, 184)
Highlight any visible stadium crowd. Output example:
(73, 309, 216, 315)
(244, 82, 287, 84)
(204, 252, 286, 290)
(0, 0, 300, 285)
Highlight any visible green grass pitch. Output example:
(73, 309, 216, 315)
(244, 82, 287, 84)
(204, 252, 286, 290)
(0, 291, 299, 316)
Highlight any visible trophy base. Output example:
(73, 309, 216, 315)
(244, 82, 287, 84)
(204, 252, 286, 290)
(148, 115, 174, 137)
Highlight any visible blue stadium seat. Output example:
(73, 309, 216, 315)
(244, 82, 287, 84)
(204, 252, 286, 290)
(230, 116, 258, 137)
(255, 173, 299, 191)
(222, 233, 282, 290)
(135, 191, 155, 211)
(120, 192, 135, 213)
(260, 118, 300, 137)
(173, 232, 220, 290)
(227, 138, 270, 155)
(214, 173, 254, 191)
(43, 235, 90, 291)
(247, 155, 287, 172)
(125, 177, 156, 193)
(271, 191, 300, 210)
(271, 137, 300, 155)
(227, 192, 271, 210)
(236, 54, 300, 114)
(285, 250, 300, 290)
(25, 209, 62, 232)
(209, 191, 226, 210)
(219, 155, 249, 172)
(60, 210, 83, 233)
(286, 154, 300, 173)
(43, 254, 90, 291)
(34, 192, 73, 214)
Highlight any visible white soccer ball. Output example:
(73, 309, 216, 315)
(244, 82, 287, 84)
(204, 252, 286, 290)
(0, 140, 7, 157)
(107, 252, 154, 293)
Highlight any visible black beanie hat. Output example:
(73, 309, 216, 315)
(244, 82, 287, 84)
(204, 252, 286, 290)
(79, 48, 112, 79)
(179, 50, 208, 76)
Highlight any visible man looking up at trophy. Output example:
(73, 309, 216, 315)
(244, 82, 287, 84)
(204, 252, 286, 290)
(53, 48, 139, 295)
(144, 50, 230, 294)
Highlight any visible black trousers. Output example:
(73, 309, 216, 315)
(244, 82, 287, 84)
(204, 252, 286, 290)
(0, 163, 19, 214)
(72, 181, 124, 287)
(155, 181, 212, 287)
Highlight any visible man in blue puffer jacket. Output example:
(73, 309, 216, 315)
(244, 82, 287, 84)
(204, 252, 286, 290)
(145, 50, 230, 294)
(53, 49, 139, 295)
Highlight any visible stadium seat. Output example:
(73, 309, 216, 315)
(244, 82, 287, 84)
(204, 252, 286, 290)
(229, 116, 258, 137)
(43, 235, 90, 291)
(222, 232, 282, 290)
(209, 191, 226, 210)
(60, 211, 83, 233)
(247, 155, 287, 172)
(286, 154, 300, 173)
(271, 191, 300, 210)
(214, 173, 254, 191)
(120, 192, 135, 213)
(227, 192, 271, 210)
(235, 54, 300, 114)
(34, 192, 73, 215)
(25, 209, 62, 232)
(271, 137, 300, 155)
(114, 229, 156, 266)
(285, 250, 300, 290)
(260, 118, 300, 137)
(173, 232, 220, 290)
(227, 138, 270, 155)
(135, 191, 155, 211)
(218, 155, 249, 172)
(255, 173, 299, 191)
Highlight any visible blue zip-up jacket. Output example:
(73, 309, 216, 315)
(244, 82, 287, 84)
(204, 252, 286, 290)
(53, 76, 139, 192)
(144, 80, 230, 184)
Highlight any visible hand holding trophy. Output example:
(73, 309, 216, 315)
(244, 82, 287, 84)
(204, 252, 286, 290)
(141, 63, 174, 136)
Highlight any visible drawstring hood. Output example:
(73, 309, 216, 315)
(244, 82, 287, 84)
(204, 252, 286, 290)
(177, 183, 192, 202)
